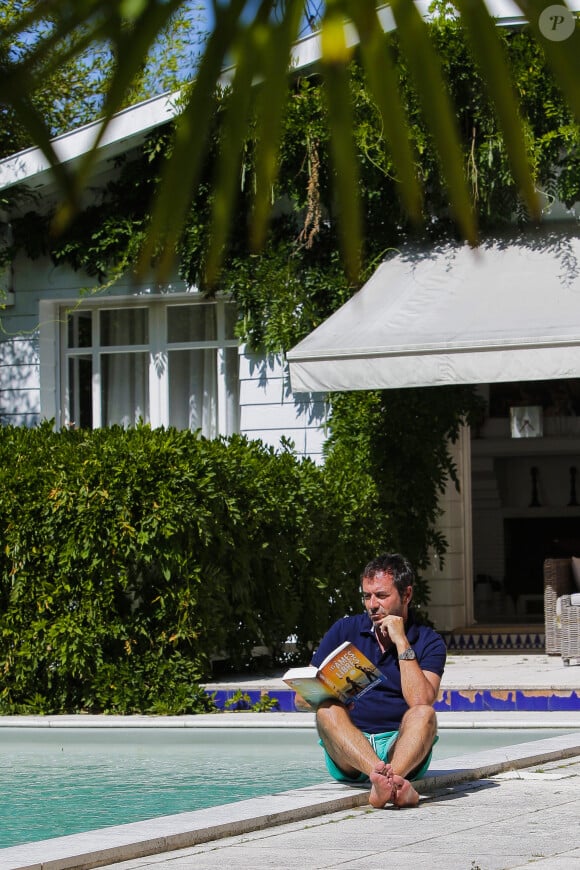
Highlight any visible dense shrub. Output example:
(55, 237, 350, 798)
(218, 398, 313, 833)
(0, 423, 382, 713)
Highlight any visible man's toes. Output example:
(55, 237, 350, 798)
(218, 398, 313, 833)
(391, 776, 420, 808)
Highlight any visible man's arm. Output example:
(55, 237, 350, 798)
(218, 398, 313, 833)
(379, 614, 442, 707)
(398, 663, 441, 707)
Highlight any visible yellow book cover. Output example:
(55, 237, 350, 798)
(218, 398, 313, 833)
(283, 641, 385, 707)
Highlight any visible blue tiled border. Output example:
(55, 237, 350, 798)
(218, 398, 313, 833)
(205, 687, 580, 713)
(206, 689, 297, 713)
(434, 689, 580, 712)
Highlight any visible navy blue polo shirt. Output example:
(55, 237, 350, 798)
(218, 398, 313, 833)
(310, 610, 446, 733)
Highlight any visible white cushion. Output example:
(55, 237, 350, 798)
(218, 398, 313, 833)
(557, 593, 580, 615)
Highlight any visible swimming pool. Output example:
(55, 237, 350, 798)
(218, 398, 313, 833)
(0, 726, 575, 848)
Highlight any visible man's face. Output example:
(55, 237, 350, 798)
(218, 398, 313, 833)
(361, 571, 411, 627)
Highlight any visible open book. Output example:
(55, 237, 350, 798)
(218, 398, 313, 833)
(283, 640, 385, 707)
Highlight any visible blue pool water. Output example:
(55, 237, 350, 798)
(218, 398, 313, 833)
(0, 727, 574, 848)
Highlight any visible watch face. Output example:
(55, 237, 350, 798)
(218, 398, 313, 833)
(400, 648, 416, 660)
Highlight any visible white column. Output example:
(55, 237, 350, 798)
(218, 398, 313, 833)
(424, 424, 473, 632)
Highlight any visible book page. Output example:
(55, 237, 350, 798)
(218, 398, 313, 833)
(282, 674, 340, 706)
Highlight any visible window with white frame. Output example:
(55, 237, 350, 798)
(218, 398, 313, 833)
(61, 298, 239, 435)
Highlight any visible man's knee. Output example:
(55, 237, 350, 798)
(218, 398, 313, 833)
(315, 699, 348, 735)
(401, 704, 438, 738)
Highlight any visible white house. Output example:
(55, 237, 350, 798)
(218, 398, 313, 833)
(0, 83, 329, 460)
(2, 3, 580, 641)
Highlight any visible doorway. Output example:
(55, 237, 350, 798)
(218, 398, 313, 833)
(471, 379, 580, 626)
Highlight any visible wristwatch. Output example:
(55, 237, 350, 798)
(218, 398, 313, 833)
(398, 647, 417, 661)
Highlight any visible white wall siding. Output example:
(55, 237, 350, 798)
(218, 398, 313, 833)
(0, 251, 92, 427)
(0, 336, 40, 425)
(239, 349, 328, 463)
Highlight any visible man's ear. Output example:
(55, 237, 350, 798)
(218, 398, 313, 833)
(405, 586, 413, 604)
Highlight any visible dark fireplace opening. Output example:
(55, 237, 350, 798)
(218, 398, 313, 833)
(504, 516, 580, 608)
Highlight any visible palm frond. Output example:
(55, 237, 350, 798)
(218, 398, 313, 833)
(137, 0, 247, 279)
(516, 0, 580, 122)
(251, 0, 304, 251)
(454, 0, 540, 220)
(3, 0, 580, 284)
(346, 0, 423, 221)
(320, 4, 363, 279)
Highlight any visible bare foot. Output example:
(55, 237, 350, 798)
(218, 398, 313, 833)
(369, 763, 394, 808)
(368, 763, 419, 809)
(389, 773, 420, 808)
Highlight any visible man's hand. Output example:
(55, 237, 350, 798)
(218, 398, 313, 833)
(378, 614, 407, 647)
(293, 691, 314, 712)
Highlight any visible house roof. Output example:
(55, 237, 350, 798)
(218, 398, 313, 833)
(0, 21, 325, 196)
(0, 91, 178, 194)
(287, 226, 580, 393)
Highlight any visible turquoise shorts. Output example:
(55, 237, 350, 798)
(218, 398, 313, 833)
(320, 730, 437, 784)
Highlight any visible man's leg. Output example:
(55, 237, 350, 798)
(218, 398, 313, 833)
(369, 705, 438, 809)
(315, 700, 383, 779)
(316, 701, 437, 809)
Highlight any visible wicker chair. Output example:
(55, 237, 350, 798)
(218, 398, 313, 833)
(544, 557, 580, 664)
(560, 595, 580, 666)
(543, 558, 573, 655)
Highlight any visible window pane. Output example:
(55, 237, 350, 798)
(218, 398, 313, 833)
(167, 305, 216, 343)
(68, 311, 92, 349)
(224, 304, 238, 339)
(102, 353, 149, 427)
(63, 302, 239, 435)
(168, 349, 217, 437)
(101, 309, 148, 346)
(68, 355, 92, 428)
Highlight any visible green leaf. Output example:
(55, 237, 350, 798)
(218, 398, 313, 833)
(4, 0, 580, 280)
(137, 0, 248, 279)
(205, 15, 268, 284)
(345, 0, 423, 221)
(120, 0, 150, 20)
(58, 0, 184, 228)
(2, 96, 77, 205)
(515, 0, 580, 122)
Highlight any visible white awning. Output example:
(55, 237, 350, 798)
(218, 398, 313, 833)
(287, 229, 580, 393)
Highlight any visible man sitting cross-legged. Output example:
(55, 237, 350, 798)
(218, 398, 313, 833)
(303, 553, 446, 809)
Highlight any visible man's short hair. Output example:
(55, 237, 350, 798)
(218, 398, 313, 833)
(361, 553, 415, 597)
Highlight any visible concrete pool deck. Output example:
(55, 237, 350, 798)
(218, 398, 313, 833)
(0, 653, 579, 870)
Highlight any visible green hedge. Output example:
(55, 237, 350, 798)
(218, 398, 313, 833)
(0, 423, 381, 714)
